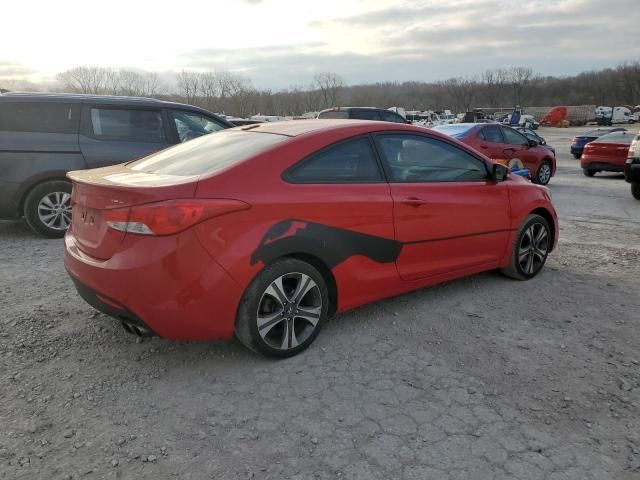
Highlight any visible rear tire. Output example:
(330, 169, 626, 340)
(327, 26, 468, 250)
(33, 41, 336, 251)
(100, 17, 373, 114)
(583, 168, 596, 177)
(501, 214, 551, 281)
(573, 153, 581, 159)
(235, 258, 329, 358)
(631, 183, 640, 200)
(23, 180, 72, 238)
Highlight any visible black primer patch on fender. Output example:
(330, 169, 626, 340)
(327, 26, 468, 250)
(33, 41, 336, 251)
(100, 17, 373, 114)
(251, 219, 403, 269)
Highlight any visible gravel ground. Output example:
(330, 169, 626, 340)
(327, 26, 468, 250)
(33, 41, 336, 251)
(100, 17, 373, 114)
(1, 126, 639, 480)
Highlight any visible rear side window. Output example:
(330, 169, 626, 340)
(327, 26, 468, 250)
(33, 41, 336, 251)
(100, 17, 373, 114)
(90, 108, 165, 143)
(317, 111, 349, 119)
(0, 102, 80, 134)
(130, 130, 288, 176)
(352, 110, 381, 121)
(286, 137, 382, 183)
(170, 109, 226, 143)
(380, 111, 406, 123)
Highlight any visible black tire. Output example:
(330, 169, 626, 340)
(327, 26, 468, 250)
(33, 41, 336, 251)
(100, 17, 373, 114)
(235, 258, 329, 358)
(632, 183, 640, 200)
(583, 168, 596, 177)
(533, 160, 552, 185)
(23, 180, 72, 238)
(501, 214, 551, 281)
(573, 153, 581, 159)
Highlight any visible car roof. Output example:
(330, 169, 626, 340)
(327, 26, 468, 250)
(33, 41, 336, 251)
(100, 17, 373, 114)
(0, 91, 209, 110)
(240, 119, 421, 137)
(319, 106, 385, 112)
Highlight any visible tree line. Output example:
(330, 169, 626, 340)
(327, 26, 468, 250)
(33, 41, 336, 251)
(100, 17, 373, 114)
(2, 62, 639, 117)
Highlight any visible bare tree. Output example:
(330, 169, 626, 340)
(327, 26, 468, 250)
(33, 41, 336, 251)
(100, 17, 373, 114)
(442, 77, 479, 111)
(176, 70, 200, 104)
(57, 66, 111, 94)
(481, 69, 508, 107)
(313, 72, 345, 109)
(507, 67, 534, 106)
(617, 61, 640, 103)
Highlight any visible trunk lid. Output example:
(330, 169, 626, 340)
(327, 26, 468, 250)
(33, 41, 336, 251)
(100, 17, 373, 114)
(68, 164, 198, 260)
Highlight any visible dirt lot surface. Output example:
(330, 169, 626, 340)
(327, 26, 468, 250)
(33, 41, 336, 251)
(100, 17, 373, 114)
(1, 126, 640, 479)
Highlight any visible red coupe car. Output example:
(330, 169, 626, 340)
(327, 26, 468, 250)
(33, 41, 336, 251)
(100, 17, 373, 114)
(432, 123, 556, 185)
(64, 120, 558, 357)
(580, 131, 634, 177)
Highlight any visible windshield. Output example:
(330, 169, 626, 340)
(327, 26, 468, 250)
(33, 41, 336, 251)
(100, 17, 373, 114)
(431, 124, 475, 139)
(129, 130, 288, 176)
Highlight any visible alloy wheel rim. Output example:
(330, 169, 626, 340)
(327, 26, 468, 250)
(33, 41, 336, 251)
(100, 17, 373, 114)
(518, 223, 549, 275)
(257, 272, 322, 350)
(538, 163, 551, 184)
(37, 192, 72, 231)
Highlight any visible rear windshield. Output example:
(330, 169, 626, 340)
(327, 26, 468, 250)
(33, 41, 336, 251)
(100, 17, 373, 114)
(318, 111, 349, 119)
(431, 124, 475, 139)
(129, 130, 288, 176)
(593, 133, 633, 144)
(584, 128, 625, 137)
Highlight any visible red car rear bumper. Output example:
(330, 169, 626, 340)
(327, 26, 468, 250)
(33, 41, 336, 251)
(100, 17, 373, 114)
(580, 154, 626, 171)
(64, 228, 243, 340)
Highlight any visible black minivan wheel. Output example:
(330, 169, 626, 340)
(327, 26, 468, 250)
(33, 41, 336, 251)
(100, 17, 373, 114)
(24, 180, 72, 238)
(632, 183, 640, 200)
(235, 258, 329, 358)
(501, 214, 551, 281)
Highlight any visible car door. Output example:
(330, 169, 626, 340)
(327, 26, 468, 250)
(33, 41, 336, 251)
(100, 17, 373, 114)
(374, 133, 511, 280)
(501, 126, 539, 170)
(281, 135, 398, 308)
(475, 125, 507, 159)
(79, 104, 171, 168)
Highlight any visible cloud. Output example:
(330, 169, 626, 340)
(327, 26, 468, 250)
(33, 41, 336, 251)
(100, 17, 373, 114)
(0, 62, 36, 78)
(175, 0, 640, 89)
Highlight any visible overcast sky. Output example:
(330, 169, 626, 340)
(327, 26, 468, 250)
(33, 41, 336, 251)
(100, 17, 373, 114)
(2, 0, 639, 89)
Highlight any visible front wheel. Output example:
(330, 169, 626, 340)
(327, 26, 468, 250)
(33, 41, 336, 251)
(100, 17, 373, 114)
(501, 214, 551, 281)
(235, 258, 329, 357)
(533, 160, 552, 185)
(583, 168, 596, 177)
(632, 183, 640, 200)
(23, 180, 72, 238)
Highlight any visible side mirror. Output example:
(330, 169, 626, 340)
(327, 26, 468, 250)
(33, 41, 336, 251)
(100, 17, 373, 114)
(491, 163, 509, 182)
(528, 139, 538, 147)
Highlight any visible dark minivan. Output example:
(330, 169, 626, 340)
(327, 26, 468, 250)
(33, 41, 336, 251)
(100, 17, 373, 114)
(0, 92, 233, 237)
(317, 107, 408, 123)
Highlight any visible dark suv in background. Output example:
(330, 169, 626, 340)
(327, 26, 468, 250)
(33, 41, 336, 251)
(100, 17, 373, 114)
(317, 107, 408, 123)
(0, 93, 232, 237)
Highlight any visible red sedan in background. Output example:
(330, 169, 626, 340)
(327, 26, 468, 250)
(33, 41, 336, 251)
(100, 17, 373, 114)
(65, 120, 558, 357)
(581, 131, 634, 177)
(432, 123, 556, 185)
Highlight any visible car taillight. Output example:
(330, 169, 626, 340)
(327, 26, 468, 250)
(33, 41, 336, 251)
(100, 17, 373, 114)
(103, 199, 250, 236)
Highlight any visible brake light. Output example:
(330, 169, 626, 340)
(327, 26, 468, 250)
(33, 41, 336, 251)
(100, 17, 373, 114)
(103, 199, 250, 235)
